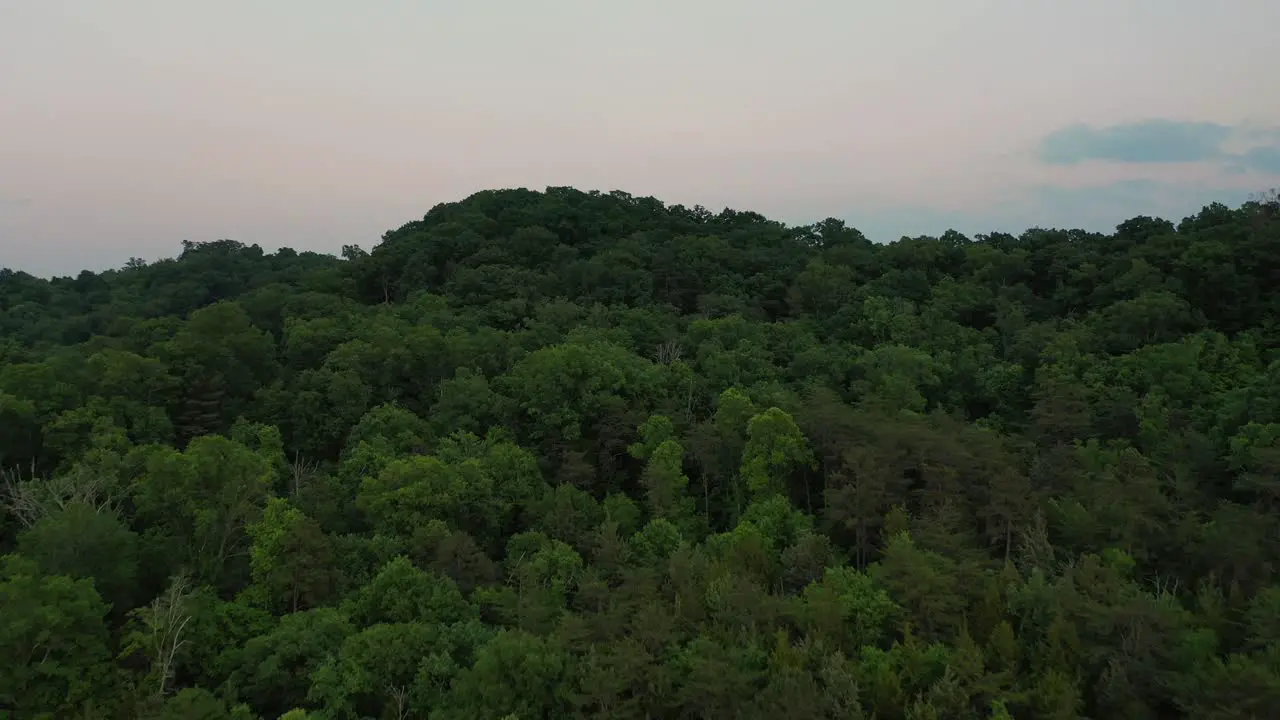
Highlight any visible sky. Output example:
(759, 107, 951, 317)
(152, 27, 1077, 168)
(2, 1, 1279, 277)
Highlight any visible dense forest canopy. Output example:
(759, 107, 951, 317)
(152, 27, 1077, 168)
(2, 185, 1280, 719)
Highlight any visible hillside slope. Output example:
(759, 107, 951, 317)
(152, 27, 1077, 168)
(2, 187, 1279, 718)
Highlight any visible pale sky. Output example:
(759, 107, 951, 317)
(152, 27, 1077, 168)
(3, 0, 1279, 277)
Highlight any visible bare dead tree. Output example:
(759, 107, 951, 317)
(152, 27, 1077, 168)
(126, 573, 195, 697)
(1, 461, 41, 529)
(386, 684, 411, 720)
(43, 465, 116, 514)
(1, 462, 116, 529)
(1015, 510, 1057, 576)
(289, 452, 320, 498)
(1248, 188, 1280, 232)
(1249, 187, 1279, 206)
(653, 339, 684, 365)
(1151, 573, 1181, 601)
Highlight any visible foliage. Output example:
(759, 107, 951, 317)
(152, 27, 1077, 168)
(2, 187, 1280, 718)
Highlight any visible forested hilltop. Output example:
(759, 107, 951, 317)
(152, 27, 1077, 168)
(3, 186, 1280, 719)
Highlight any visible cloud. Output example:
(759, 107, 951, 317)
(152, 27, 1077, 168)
(1231, 145, 1280, 174)
(1037, 119, 1280, 177)
(1039, 120, 1234, 165)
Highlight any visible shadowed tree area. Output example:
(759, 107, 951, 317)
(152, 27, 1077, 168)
(2, 185, 1280, 718)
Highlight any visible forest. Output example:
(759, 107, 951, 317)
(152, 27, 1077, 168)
(2, 185, 1279, 719)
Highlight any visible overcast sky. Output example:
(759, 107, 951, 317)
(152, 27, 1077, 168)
(3, 0, 1278, 277)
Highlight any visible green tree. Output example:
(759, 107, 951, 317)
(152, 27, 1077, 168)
(246, 498, 334, 612)
(233, 608, 354, 718)
(0, 555, 116, 717)
(130, 436, 273, 588)
(741, 406, 815, 500)
(17, 502, 140, 613)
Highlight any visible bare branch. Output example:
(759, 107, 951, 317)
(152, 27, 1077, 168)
(289, 452, 320, 498)
(1249, 187, 1278, 206)
(1249, 187, 1279, 224)
(128, 572, 196, 697)
(1151, 573, 1181, 600)
(1, 461, 42, 529)
(1, 463, 119, 529)
(1015, 510, 1057, 575)
(3, 462, 118, 526)
(386, 684, 411, 720)
(653, 340, 683, 365)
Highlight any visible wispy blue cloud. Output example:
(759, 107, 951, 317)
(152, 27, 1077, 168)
(1231, 145, 1280, 174)
(1039, 120, 1233, 165)
(1038, 119, 1280, 173)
